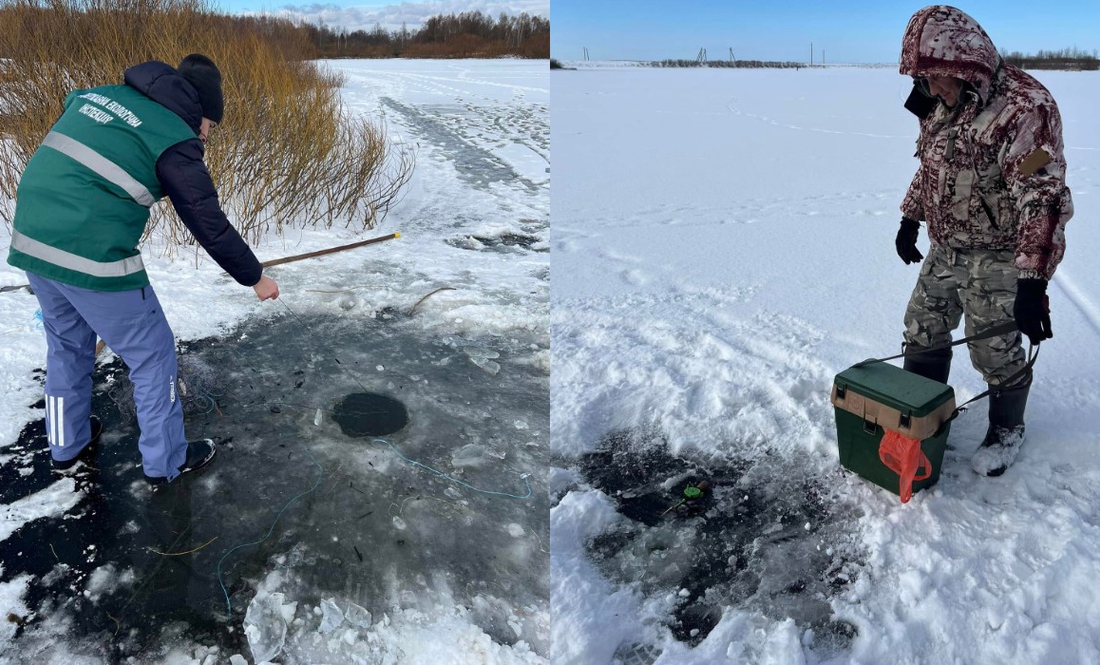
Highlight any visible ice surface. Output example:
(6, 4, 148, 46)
(579, 428, 861, 649)
(452, 443, 494, 468)
(0, 475, 82, 542)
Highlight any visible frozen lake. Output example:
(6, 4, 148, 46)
(551, 64, 1100, 665)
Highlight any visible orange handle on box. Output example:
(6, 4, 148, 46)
(879, 429, 931, 503)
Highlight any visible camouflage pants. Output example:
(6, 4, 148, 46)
(903, 245, 1027, 386)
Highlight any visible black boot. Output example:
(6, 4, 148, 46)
(145, 439, 217, 487)
(52, 416, 103, 472)
(903, 345, 952, 384)
(971, 379, 1031, 477)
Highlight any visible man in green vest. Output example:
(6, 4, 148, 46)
(7, 54, 279, 484)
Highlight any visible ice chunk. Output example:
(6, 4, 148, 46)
(451, 443, 490, 468)
(280, 600, 298, 624)
(393, 516, 407, 530)
(463, 347, 501, 375)
(244, 592, 288, 663)
(229, 656, 248, 665)
(345, 601, 373, 628)
(319, 598, 344, 634)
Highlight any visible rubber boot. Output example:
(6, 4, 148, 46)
(971, 379, 1031, 477)
(903, 345, 952, 384)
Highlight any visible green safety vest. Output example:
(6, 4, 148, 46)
(7, 84, 196, 291)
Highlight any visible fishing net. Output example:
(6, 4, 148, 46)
(107, 352, 226, 420)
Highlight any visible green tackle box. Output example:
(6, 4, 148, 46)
(831, 361, 956, 497)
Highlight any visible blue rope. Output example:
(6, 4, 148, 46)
(216, 443, 324, 614)
(372, 438, 532, 500)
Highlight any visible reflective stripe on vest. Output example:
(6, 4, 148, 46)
(41, 131, 156, 208)
(10, 229, 145, 278)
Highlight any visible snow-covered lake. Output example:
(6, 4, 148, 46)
(1, 58, 548, 663)
(552, 64, 1100, 664)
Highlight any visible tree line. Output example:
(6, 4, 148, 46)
(1000, 47, 1099, 71)
(300, 11, 549, 59)
(649, 59, 804, 69)
(0, 6, 549, 60)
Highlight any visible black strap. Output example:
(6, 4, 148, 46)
(943, 344, 1039, 425)
(853, 321, 1019, 368)
(853, 321, 1038, 425)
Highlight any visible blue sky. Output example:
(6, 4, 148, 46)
(551, 1, 1100, 64)
(217, 1, 549, 32)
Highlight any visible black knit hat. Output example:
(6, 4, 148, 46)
(177, 53, 223, 123)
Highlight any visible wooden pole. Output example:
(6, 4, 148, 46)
(255, 232, 401, 271)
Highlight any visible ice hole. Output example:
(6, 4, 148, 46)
(332, 393, 409, 437)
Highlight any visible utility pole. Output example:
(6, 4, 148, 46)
(697, 47, 707, 64)
(729, 47, 735, 65)
(810, 42, 813, 66)
(583, 46, 590, 61)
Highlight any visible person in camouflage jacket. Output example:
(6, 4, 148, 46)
(894, 5, 1073, 477)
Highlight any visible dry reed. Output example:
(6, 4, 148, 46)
(0, 0, 414, 248)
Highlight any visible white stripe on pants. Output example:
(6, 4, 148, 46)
(57, 396, 65, 447)
(46, 395, 66, 447)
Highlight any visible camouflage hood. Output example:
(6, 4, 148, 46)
(900, 5, 1000, 106)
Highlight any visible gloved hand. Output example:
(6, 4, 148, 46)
(1014, 278, 1052, 345)
(895, 218, 924, 265)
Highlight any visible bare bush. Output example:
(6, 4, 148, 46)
(0, 0, 415, 247)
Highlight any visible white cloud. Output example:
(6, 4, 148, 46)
(254, 1, 549, 33)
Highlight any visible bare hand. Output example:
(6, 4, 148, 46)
(253, 275, 279, 301)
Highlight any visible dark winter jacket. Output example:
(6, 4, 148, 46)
(899, 5, 1073, 280)
(131, 61, 263, 287)
(7, 61, 261, 290)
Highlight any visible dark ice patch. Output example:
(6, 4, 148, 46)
(0, 311, 549, 660)
(447, 232, 545, 254)
(578, 427, 862, 655)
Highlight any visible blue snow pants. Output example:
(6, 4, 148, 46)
(27, 272, 187, 480)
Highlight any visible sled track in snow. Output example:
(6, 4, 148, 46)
(1052, 270, 1100, 339)
(381, 97, 542, 194)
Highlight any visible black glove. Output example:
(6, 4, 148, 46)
(895, 218, 924, 265)
(1014, 278, 1053, 345)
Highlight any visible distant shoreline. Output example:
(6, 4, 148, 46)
(552, 59, 1099, 72)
